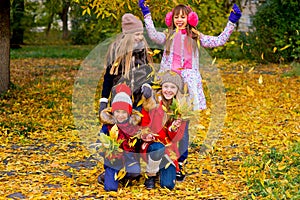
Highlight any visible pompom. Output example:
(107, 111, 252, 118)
(165, 11, 173, 27)
(187, 12, 198, 27)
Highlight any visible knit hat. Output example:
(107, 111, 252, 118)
(122, 13, 144, 34)
(160, 71, 184, 92)
(111, 83, 133, 114)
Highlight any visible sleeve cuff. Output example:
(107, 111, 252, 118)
(99, 98, 108, 103)
(228, 21, 237, 27)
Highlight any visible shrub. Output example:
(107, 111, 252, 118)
(242, 0, 300, 63)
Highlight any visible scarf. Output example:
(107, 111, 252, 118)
(171, 29, 193, 75)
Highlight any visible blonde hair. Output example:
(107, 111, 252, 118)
(165, 4, 200, 56)
(105, 33, 153, 78)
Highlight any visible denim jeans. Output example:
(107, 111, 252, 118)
(147, 142, 165, 161)
(178, 120, 189, 163)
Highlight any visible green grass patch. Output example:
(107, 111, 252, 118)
(282, 62, 300, 77)
(10, 45, 95, 59)
(243, 142, 300, 199)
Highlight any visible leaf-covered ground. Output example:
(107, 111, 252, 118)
(0, 58, 299, 199)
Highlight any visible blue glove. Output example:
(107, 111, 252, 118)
(138, 0, 150, 16)
(229, 4, 242, 23)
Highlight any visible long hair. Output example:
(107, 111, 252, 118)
(105, 33, 153, 77)
(165, 4, 200, 56)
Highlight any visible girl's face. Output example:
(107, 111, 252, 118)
(162, 82, 178, 100)
(113, 110, 129, 123)
(133, 31, 145, 49)
(134, 31, 144, 43)
(173, 10, 188, 30)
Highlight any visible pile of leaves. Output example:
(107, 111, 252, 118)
(0, 58, 299, 199)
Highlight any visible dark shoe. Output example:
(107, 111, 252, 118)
(176, 170, 185, 182)
(120, 174, 142, 187)
(97, 172, 105, 184)
(176, 163, 186, 182)
(144, 176, 156, 189)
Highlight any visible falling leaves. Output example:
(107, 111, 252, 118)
(1, 58, 299, 199)
(258, 75, 263, 84)
(279, 44, 291, 51)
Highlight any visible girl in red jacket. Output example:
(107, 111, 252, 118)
(140, 71, 188, 190)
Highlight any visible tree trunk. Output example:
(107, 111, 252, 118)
(61, 1, 70, 39)
(11, 0, 25, 49)
(0, 0, 10, 94)
(45, 13, 54, 36)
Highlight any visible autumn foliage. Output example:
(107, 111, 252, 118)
(0, 57, 299, 199)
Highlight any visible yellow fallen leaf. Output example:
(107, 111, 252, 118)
(116, 167, 126, 180)
(165, 162, 171, 169)
(261, 53, 264, 60)
(277, 163, 286, 170)
(285, 190, 292, 198)
(128, 162, 138, 167)
(248, 67, 255, 73)
(247, 86, 254, 96)
(258, 75, 263, 84)
(273, 47, 277, 53)
(212, 57, 216, 65)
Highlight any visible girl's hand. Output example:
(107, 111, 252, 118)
(229, 4, 242, 23)
(171, 119, 182, 131)
(138, 0, 150, 16)
(141, 133, 155, 142)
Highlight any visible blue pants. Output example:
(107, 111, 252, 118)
(178, 120, 189, 163)
(147, 143, 176, 190)
(159, 156, 176, 190)
(104, 152, 140, 191)
(147, 142, 165, 161)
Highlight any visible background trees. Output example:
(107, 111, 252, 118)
(241, 0, 300, 62)
(0, 0, 10, 94)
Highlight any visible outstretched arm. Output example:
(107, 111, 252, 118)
(138, 0, 166, 45)
(200, 4, 242, 48)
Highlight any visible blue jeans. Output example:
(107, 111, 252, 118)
(178, 120, 189, 163)
(104, 152, 140, 191)
(159, 156, 176, 190)
(147, 142, 165, 161)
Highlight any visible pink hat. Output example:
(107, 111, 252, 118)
(112, 84, 132, 114)
(122, 13, 144, 34)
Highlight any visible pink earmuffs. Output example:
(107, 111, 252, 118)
(165, 6, 199, 27)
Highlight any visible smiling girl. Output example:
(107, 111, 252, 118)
(138, 1, 241, 181)
(138, 2, 241, 110)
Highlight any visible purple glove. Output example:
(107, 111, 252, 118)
(141, 84, 152, 99)
(98, 101, 107, 116)
(138, 0, 150, 16)
(229, 4, 242, 23)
